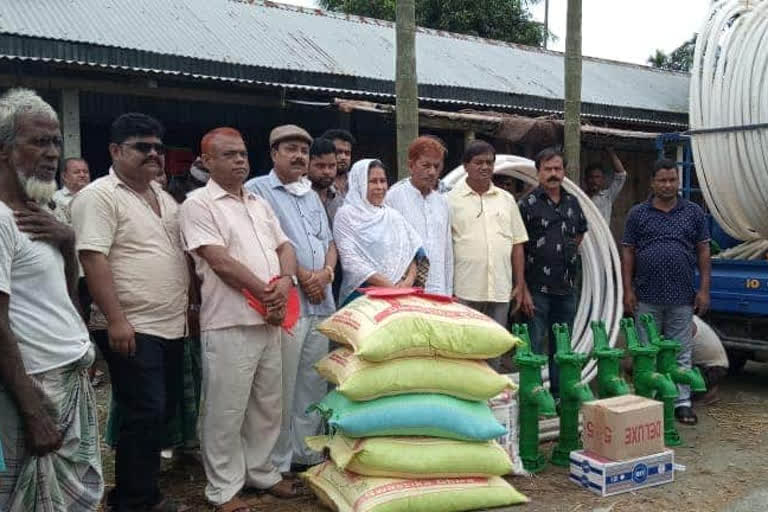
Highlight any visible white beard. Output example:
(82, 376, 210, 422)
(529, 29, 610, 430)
(16, 170, 57, 205)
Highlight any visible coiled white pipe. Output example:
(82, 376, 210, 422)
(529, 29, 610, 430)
(443, 155, 623, 386)
(690, 0, 768, 241)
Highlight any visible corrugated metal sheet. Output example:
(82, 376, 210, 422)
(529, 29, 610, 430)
(0, 0, 690, 116)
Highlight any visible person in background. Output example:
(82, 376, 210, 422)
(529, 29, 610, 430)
(307, 137, 343, 225)
(53, 156, 90, 215)
(180, 127, 298, 510)
(622, 158, 710, 426)
(518, 148, 588, 399)
(50, 156, 96, 351)
(72, 113, 190, 512)
(320, 129, 355, 197)
(167, 156, 210, 204)
(448, 141, 528, 370)
(585, 147, 628, 223)
(386, 136, 453, 296)
(0, 88, 102, 511)
(247, 125, 336, 476)
(334, 159, 424, 306)
(691, 319, 728, 405)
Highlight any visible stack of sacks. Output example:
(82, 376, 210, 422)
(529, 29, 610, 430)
(302, 290, 529, 512)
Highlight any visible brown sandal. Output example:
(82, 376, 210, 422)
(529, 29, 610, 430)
(214, 497, 251, 512)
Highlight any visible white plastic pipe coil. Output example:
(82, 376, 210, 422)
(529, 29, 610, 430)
(690, 0, 768, 241)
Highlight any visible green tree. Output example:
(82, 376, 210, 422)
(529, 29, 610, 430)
(648, 35, 696, 72)
(318, 0, 548, 46)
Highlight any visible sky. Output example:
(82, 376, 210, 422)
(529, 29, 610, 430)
(280, 0, 711, 66)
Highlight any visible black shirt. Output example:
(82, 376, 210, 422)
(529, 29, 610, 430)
(518, 186, 588, 295)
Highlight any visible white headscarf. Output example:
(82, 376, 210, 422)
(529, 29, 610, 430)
(333, 159, 423, 302)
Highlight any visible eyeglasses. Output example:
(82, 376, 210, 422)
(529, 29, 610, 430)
(122, 142, 166, 155)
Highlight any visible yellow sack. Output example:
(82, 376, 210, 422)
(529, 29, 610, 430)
(316, 348, 515, 401)
(305, 435, 513, 478)
(316, 294, 521, 362)
(303, 461, 528, 512)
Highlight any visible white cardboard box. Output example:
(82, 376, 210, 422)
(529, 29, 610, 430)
(569, 449, 675, 497)
(489, 388, 525, 475)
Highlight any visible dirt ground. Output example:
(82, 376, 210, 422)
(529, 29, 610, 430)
(96, 361, 768, 512)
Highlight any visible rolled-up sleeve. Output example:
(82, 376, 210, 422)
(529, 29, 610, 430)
(622, 207, 639, 246)
(71, 187, 116, 255)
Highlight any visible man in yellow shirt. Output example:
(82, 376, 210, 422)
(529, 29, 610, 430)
(448, 141, 528, 367)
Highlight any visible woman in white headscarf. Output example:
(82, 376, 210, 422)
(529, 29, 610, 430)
(334, 159, 425, 305)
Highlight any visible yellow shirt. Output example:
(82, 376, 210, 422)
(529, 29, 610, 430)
(448, 178, 528, 302)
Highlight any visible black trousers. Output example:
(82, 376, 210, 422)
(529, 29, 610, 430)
(93, 330, 184, 511)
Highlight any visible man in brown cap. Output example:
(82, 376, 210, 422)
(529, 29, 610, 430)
(247, 124, 337, 475)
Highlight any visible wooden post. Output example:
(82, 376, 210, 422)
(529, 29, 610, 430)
(395, 0, 418, 180)
(59, 88, 81, 159)
(564, 0, 582, 184)
(464, 130, 476, 149)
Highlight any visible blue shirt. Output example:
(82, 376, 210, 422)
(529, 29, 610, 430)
(246, 171, 336, 317)
(622, 196, 709, 306)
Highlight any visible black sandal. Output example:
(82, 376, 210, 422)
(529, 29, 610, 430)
(675, 406, 698, 425)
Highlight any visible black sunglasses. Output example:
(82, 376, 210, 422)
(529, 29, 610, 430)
(122, 142, 166, 155)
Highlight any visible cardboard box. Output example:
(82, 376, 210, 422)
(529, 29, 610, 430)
(582, 395, 664, 461)
(489, 388, 525, 475)
(569, 449, 675, 497)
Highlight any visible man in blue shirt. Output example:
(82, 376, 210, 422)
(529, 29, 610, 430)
(246, 125, 337, 474)
(622, 158, 711, 426)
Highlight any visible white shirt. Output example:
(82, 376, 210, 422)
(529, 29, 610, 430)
(385, 179, 454, 295)
(0, 202, 90, 375)
(590, 172, 627, 222)
(52, 186, 75, 211)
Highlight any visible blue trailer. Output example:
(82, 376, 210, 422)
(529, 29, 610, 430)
(658, 134, 768, 372)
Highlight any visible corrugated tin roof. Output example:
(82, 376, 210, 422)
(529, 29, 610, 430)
(0, 0, 690, 119)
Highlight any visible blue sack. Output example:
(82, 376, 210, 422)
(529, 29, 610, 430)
(310, 391, 506, 441)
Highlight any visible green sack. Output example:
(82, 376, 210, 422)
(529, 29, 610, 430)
(303, 461, 528, 512)
(316, 348, 515, 401)
(306, 435, 513, 478)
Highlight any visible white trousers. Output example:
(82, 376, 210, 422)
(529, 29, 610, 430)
(271, 316, 329, 472)
(200, 325, 282, 505)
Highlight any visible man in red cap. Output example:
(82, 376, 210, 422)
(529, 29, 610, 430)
(180, 127, 299, 510)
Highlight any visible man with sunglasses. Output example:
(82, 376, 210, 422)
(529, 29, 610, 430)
(72, 113, 190, 512)
(448, 140, 528, 369)
(246, 125, 336, 477)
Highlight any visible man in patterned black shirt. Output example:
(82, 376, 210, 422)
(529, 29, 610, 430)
(518, 148, 588, 398)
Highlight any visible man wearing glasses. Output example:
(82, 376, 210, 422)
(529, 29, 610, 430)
(448, 140, 528, 369)
(517, 147, 588, 400)
(72, 113, 190, 511)
(246, 125, 336, 476)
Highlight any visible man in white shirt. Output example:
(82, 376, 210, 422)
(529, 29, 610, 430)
(0, 88, 102, 511)
(585, 147, 628, 223)
(53, 157, 90, 214)
(386, 136, 453, 296)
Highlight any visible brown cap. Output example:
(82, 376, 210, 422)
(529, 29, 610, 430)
(269, 124, 313, 147)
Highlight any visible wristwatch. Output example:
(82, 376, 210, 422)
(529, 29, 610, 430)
(281, 274, 298, 287)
